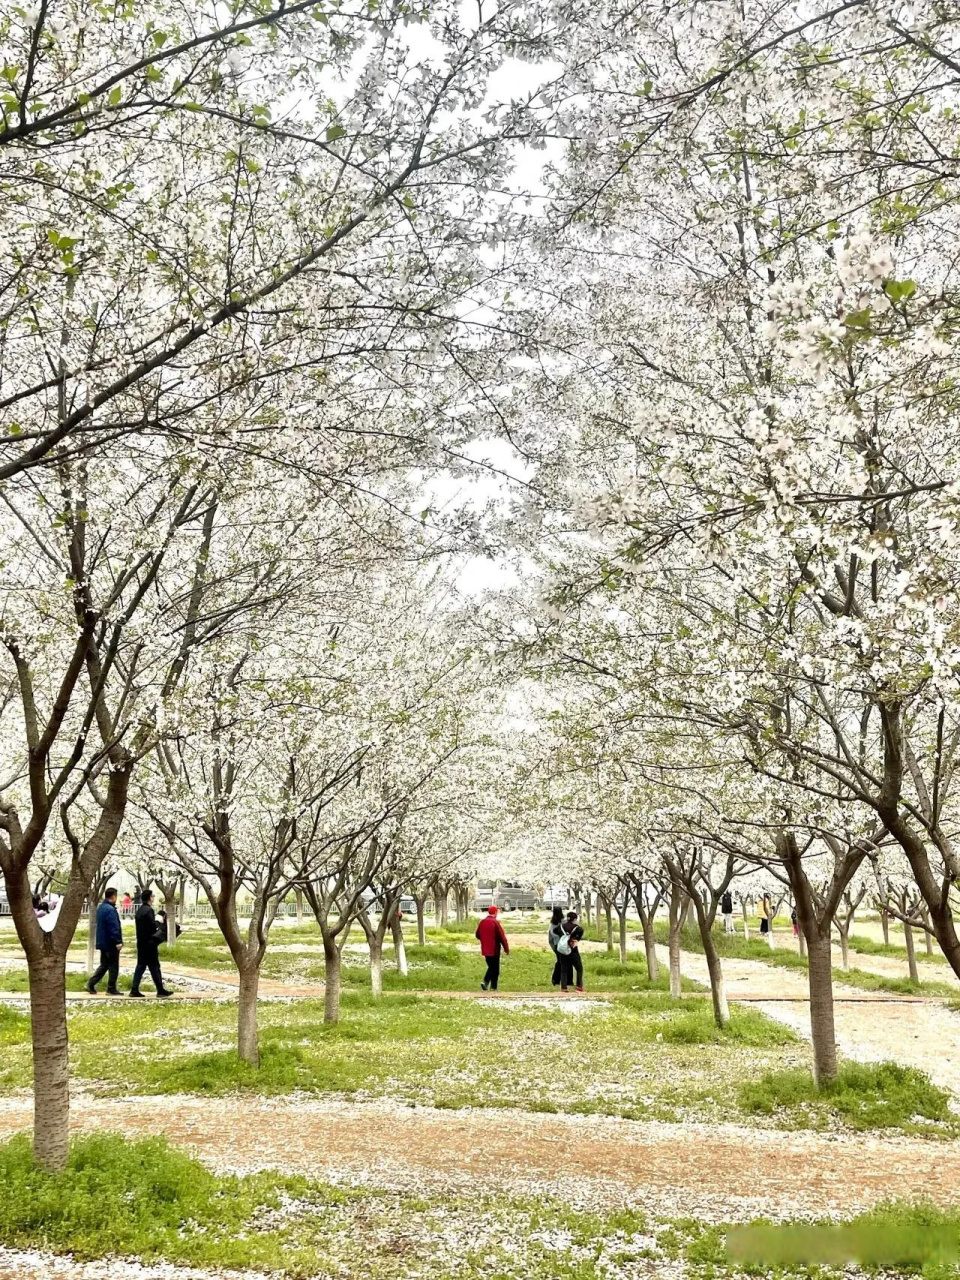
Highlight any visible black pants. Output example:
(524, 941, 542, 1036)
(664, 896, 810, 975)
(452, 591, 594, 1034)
(482, 953, 501, 990)
(560, 950, 583, 989)
(90, 948, 120, 992)
(552, 954, 562, 986)
(132, 951, 164, 994)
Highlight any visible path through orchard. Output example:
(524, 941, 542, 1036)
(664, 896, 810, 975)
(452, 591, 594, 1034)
(657, 945, 960, 1097)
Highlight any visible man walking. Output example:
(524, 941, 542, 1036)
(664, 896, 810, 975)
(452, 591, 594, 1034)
(87, 887, 123, 995)
(130, 890, 173, 998)
(475, 904, 509, 992)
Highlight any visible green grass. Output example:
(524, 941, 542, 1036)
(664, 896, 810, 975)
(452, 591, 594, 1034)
(0, 986, 803, 1125)
(0, 1004, 28, 1046)
(6, 1132, 958, 1278)
(848, 931, 947, 965)
(669, 1201, 960, 1274)
(0, 1132, 338, 1273)
(320, 933, 679, 995)
(738, 1060, 956, 1135)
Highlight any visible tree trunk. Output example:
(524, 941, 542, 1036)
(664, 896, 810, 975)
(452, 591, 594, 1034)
(617, 905, 628, 964)
(668, 928, 681, 997)
(838, 926, 850, 971)
(922, 910, 934, 956)
(798, 926, 807, 957)
(884, 809, 960, 979)
(640, 914, 659, 982)
(85, 896, 96, 974)
(696, 910, 729, 1028)
(164, 891, 177, 945)
(415, 898, 427, 946)
(237, 965, 261, 1067)
(295, 888, 303, 927)
(29, 951, 71, 1171)
(604, 898, 614, 953)
(741, 898, 750, 941)
(880, 909, 890, 945)
(391, 915, 407, 976)
(904, 922, 919, 983)
(178, 877, 187, 927)
(806, 929, 838, 1086)
(323, 939, 342, 1025)
(369, 936, 383, 997)
(438, 890, 448, 929)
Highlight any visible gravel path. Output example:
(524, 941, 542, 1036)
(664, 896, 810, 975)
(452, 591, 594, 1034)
(0, 1093, 957, 1222)
(765, 931, 958, 986)
(667, 946, 960, 1097)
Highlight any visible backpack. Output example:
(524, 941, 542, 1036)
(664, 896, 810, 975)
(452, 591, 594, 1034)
(556, 930, 571, 956)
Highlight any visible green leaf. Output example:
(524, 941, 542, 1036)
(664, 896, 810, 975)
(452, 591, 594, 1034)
(844, 307, 873, 331)
(151, 30, 168, 47)
(325, 123, 345, 142)
(883, 278, 917, 303)
(108, 85, 122, 106)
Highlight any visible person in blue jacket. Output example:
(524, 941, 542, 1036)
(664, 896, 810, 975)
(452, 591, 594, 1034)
(86, 887, 123, 995)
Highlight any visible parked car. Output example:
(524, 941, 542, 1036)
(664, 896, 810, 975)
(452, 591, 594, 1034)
(471, 880, 539, 912)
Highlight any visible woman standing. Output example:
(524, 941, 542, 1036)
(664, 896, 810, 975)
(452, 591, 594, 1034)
(560, 912, 585, 993)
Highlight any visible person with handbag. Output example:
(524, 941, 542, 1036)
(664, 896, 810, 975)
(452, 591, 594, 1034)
(558, 912, 585, 993)
(129, 889, 174, 998)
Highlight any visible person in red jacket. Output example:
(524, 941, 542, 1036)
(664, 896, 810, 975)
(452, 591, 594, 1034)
(475, 905, 510, 992)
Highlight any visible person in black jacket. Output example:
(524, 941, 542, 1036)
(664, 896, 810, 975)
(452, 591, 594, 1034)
(130, 890, 173, 998)
(87, 888, 123, 995)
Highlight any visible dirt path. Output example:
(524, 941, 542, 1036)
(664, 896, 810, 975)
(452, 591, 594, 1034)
(666, 946, 960, 1096)
(0, 1093, 957, 1223)
(765, 930, 958, 986)
(0, 956, 328, 1001)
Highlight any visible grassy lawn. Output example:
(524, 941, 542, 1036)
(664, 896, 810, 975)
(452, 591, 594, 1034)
(2, 1131, 957, 1279)
(0, 987, 805, 1125)
(847, 931, 948, 966)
